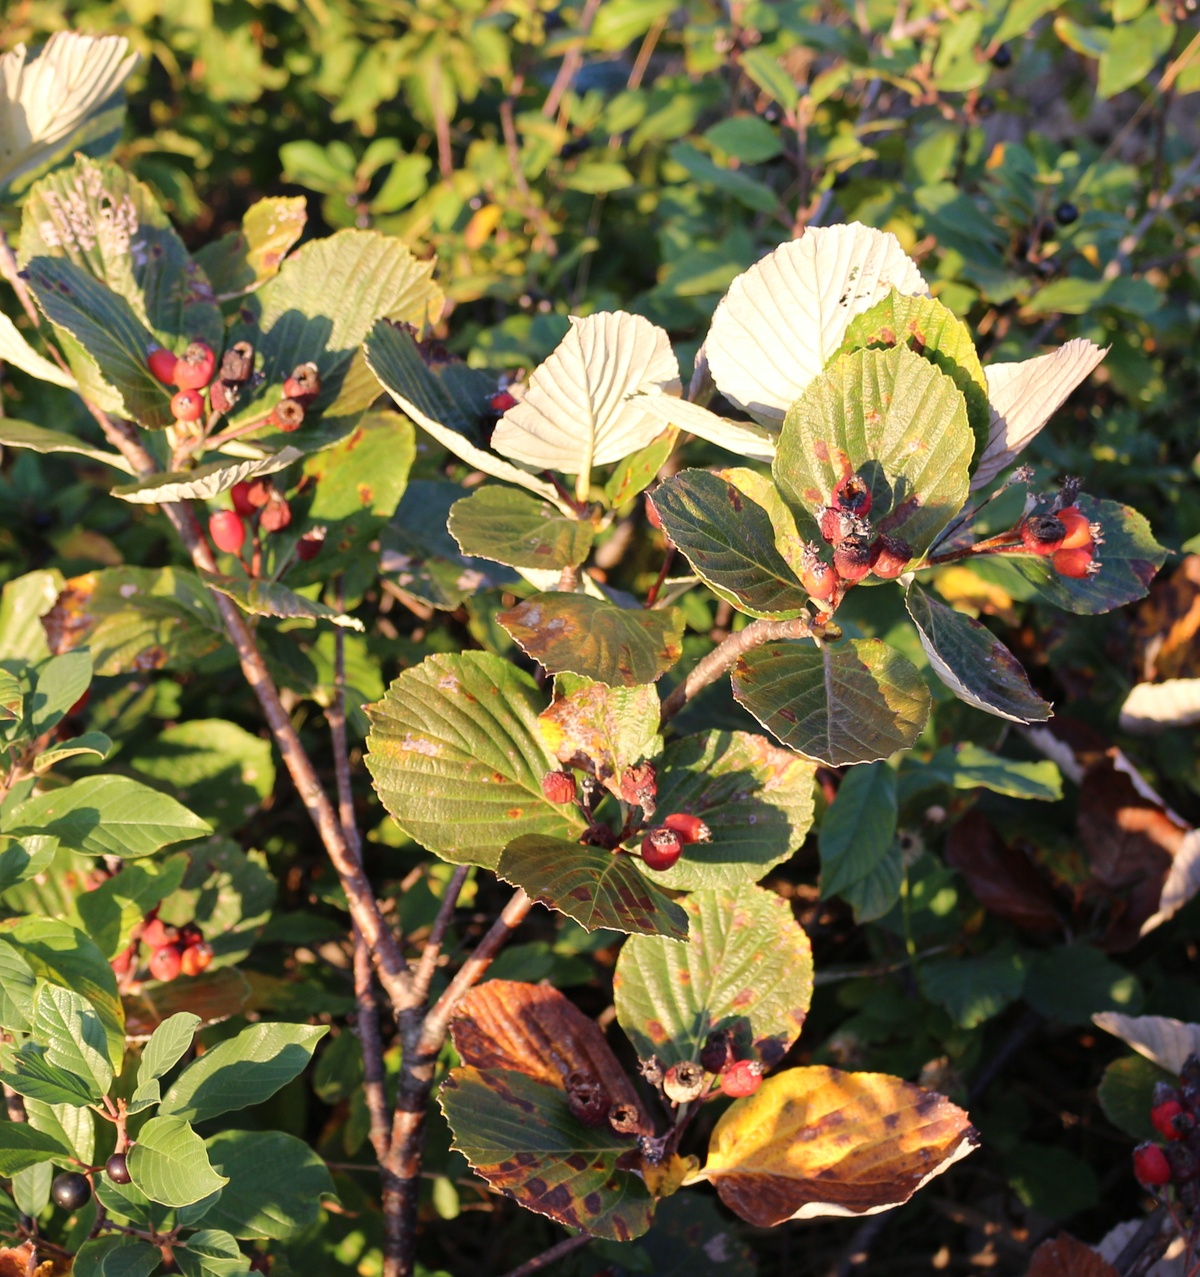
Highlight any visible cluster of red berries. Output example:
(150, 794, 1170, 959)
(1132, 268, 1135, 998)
(1017, 504, 1102, 579)
(208, 479, 322, 564)
(805, 475, 913, 602)
(142, 915, 213, 982)
(1132, 1055, 1200, 1203)
(652, 1029, 763, 1106)
(640, 814, 711, 870)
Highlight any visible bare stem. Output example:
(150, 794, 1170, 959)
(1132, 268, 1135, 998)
(411, 866, 471, 1007)
(498, 1233, 593, 1277)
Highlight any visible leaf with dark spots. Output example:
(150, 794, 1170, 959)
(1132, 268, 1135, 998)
(499, 594, 685, 687)
(537, 681, 660, 798)
(497, 835, 688, 940)
(439, 1065, 653, 1240)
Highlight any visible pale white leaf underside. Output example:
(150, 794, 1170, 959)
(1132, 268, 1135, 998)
(1093, 1011, 1200, 1075)
(1119, 679, 1200, 734)
(0, 312, 77, 388)
(635, 391, 777, 461)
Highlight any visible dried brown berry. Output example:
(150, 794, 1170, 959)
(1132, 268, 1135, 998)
(283, 362, 321, 400)
(833, 536, 872, 583)
(219, 340, 255, 383)
(620, 761, 657, 809)
(607, 1103, 645, 1136)
(565, 1070, 609, 1127)
(541, 771, 578, 804)
(268, 397, 306, 432)
(1020, 514, 1067, 555)
(699, 1028, 738, 1075)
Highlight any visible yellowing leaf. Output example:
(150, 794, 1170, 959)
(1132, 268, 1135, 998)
(643, 1153, 699, 1199)
(702, 1066, 977, 1225)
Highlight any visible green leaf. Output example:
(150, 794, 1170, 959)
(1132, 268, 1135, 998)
(110, 448, 303, 505)
(159, 839, 274, 968)
(0, 668, 22, 719)
(905, 584, 1050, 723)
(614, 883, 813, 1069)
(740, 47, 799, 111)
(0, 569, 62, 663)
(73, 1235, 163, 1277)
(496, 835, 689, 940)
(499, 594, 685, 687)
(11, 1161, 52, 1216)
(74, 854, 189, 960)
(731, 638, 931, 766)
(33, 732, 113, 774)
(537, 679, 661, 797)
(0, 417, 132, 472)
(604, 427, 677, 509)
(642, 731, 817, 891)
(0, 1122, 72, 1175)
(918, 946, 1028, 1028)
(194, 196, 308, 297)
(1097, 1054, 1174, 1142)
(6, 775, 211, 858)
(1023, 945, 1143, 1026)
(906, 744, 1062, 801)
(200, 574, 364, 631)
(0, 1041, 100, 1106)
(1004, 496, 1167, 614)
(176, 1230, 252, 1277)
(440, 1066, 653, 1241)
(448, 488, 594, 571)
(705, 115, 783, 163)
(197, 1130, 336, 1240)
(24, 1094, 93, 1164)
(667, 143, 779, 214)
(365, 652, 585, 869)
(1097, 11, 1175, 98)
(30, 649, 92, 735)
(774, 345, 973, 557)
(159, 1023, 328, 1124)
(0, 941, 37, 1032)
(839, 842, 904, 922)
(837, 291, 990, 465)
(819, 762, 898, 900)
(42, 566, 224, 676)
(131, 1012, 202, 1113)
(31, 985, 113, 1097)
(128, 1115, 229, 1208)
(124, 968, 250, 1040)
(0, 835, 59, 894)
(561, 161, 634, 193)
(650, 470, 810, 618)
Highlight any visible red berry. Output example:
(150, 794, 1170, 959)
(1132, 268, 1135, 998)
(833, 537, 872, 583)
(1133, 1142, 1172, 1187)
(1057, 506, 1095, 550)
(1019, 514, 1066, 555)
(148, 345, 179, 385)
(296, 531, 324, 561)
(818, 506, 843, 544)
(259, 495, 292, 533)
(173, 340, 216, 390)
(720, 1059, 763, 1098)
(141, 918, 177, 950)
(800, 544, 836, 600)
(208, 510, 246, 554)
(180, 942, 213, 977)
(178, 922, 204, 949)
(170, 388, 205, 422)
(282, 362, 321, 401)
(230, 482, 257, 517)
(620, 762, 657, 807)
(149, 944, 182, 982)
(268, 397, 306, 432)
(209, 380, 236, 415)
(243, 479, 274, 509)
(646, 494, 663, 531)
(869, 534, 913, 579)
(663, 812, 711, 844)
(1152, 1099, 1186, 1141)
(641, 827, 683, 871)
(541, 771, 577, 804)
(1052, 544, 1097, 579)
(489, 390, 517, 414)
(833, 474, 872, 517)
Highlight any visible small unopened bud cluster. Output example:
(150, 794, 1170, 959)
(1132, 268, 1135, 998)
(807, 474, 913, 604)
(1132, 1053, 1200, 1208)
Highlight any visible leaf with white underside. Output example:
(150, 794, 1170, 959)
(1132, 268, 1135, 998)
(200, 574, 364, 631)
(633, 392, 777, 462)
(0, 315, 77, 388)
(971, 339, 1108, 489)
(491, 312, 680, 480)
(1120, 680, 1200, 734)
(0, 32, 138, 196)
(112, 449, 303, 504)
(0, 418, 130, 471)
(704, 223, 928, 423)
(363, 318, 565, 506)
(906, 583, 1051, 723)
(1093, 1013, 1200, 1075)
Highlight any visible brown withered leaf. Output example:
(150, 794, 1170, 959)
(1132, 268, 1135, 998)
(0, 1244, 33, 1277)
(944, 811, 1063, 933)
(702, 1065, 977, 1225)
(451, 980, 641, 1111)
(1133, 554, 1200, 681)
(1025, 1234, 1118, 1277)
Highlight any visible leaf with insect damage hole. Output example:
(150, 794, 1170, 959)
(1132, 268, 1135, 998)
(614, 884, 812, 1070)
(731, 639, 930, 767)
(364, 652, 585, 869)
(497, 836, 688, 940)
(499, 594, 685, 687)
(699, 1066, 977, 1224)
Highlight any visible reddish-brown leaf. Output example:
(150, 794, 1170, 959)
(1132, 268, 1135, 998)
(944, 811, 1062, 933)
(1025, 1234, 1119, 1277)
(1132, 554, 1200, 680)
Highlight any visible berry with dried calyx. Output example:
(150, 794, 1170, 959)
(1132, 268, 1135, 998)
(180, 942, 213, 977)
(662, 1061, 705, 1104)
(297, 530, 324, 561)
(641, 827, 683, 871)
(720, 1059, 763, 1098)
(106, 1153, 131, 1184)
(142, 918, 177, 950)
(1168, 1144, 1200, 1182)
(220, 340, 255, 383)
(171, 388, 205, 422)
(565, 1070, 609, 1127)
(1052, 545, 1098, 579)
(833, 537, 872, 583)
(283, 362, 321, 401)
(209, 380, 236, 414)
(489, 389, 517, 414)
(1020, 514, 1067, 555)
(148, 345, 178, 385)
(699, 1028, 738, 1076)
(259, 494, 292, 533)
(51, 1172, 91, 1211)
(818, 505, 845, 545)
(1133, 1142, 1172, 1187)
(268, 397, 306, 432)
(173, 340, 216, 390)
(1056, 505, 1095, 549)
(663, 812, 711, 844)
(620, 761, 657, 809)
(800, 543, 836, 600)
(149, 944, 182, 982)
(869, 534, 912, 579)
(833, 474, 872, 517)
(209, 510, 246, 554)
(541, 771, 577, 804)
(607, 1103, 644, 1136)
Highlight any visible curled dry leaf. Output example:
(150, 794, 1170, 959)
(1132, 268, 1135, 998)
(1132, 555, 1200, 682)
(1024, 1234, 1119, 1277)
(700, 1065, 977, 1224)
(1093, 1012, 1200, 1076)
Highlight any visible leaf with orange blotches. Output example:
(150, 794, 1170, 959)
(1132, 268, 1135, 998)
(537, 680, 660, 798)
(699, 1066, 977, 1224)
(1024, 1234, 1118, 1277)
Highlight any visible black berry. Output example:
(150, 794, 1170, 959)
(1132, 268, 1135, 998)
(990, 43, 1012, 67)
(1054, 201, 1079, 226)
(976, 94, 995, 117)
(51, 1171, 92, 1210)
(106, 1152, 132, 1184)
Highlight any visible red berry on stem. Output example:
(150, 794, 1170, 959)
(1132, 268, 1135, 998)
(142, 918, 177, 950)
(541, 771, 577, 804)
(720, 1059, 763, 1098)
(297, 531, 324, 561)
(641, 827, 683, 871)
(869, 534, 913, 579)
(1133, 1142, 1172, 1187)
(180, 942, 213, 977)
(1020, 514, 1067, 555)
(173, 340, 216, 390)
(149, 944, 182, 982)
(282, 362, 321, 401)
(663, 812, 711, 844)
(268, 397, 306, 432)
(170, 388, 204, 422)
(1057, 505, 1094, 549)
(800, 543, 836, 601)
(620, 761, 657, 807)
(209, 510, 246, 554)
(1152, 1098, 1186, 1141)
(230, 482, 257, 517)
(489, 389, 517, 414)
(178, 922, 204, 949)
(148, 345, 178, 385)
(1052, 544, 1097, 578)
(244, 479, 274, 509)
(833, 537, 872, 583)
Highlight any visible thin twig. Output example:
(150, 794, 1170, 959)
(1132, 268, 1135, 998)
(1104, 150, 1200, 280)
(542, 0, 602, 120)
(497, 1233, 593, 1277)
(411, 866, 471, 1007)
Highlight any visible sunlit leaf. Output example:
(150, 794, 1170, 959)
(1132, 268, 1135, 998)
(0, 318, 78, 390)
(201, 573, 363, 631)
(1093, 1012, 1200, 1075)
(537, 680, 660, 797)
(633, 393, 777, 461)
(449, 487, 595, 570)
(111, 448, 302, 505)
(194, 196, 308, 297)
(128, 1115, 228, 1208)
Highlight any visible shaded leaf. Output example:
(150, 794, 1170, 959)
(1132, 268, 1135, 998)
(1024, 945, 1142, 1025)
(499, 594, 685, 687)
(123, 967, 250, 1038)
(449, 488, 595, 570)
(910, 744, 1062, 801)
(943, 811, 1063, 933)
(111, 448, 302, 505)
(128, 1115, 228, 1208)
(731, 638, 931, 766)
(200, 574, 363, 630)
(819, 762, 897, 900)
(1097, 1053, 1174, 1143)
(537, 680, 660, 798)
(33, 731, 112, 774)
(614, 883, 812, 1069)
(701, 1066, 977, 1224)
(497, 835, 689, 939)
(918, 946, 1028, 1029)
(1025, 1235, 1118, 1277)
(0, 1041, 100, 1106)
(72, 1235, 162, 1277)
(0, 1123, 71, 1175)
